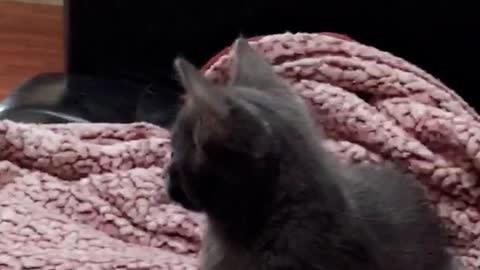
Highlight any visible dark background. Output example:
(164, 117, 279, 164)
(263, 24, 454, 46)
(64, 1, 479, 126)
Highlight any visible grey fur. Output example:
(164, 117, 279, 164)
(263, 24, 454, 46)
(166, 38, 455, 270)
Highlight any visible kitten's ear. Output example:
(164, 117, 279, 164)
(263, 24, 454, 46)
(175, 57, 228, 116)
(230, 38, 285, 90)
(175, 56, 273, 160)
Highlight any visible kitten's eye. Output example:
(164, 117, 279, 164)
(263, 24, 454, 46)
(170, 151, 180, 163)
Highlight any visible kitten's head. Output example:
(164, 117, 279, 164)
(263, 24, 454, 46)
(167, 38, 314, 216)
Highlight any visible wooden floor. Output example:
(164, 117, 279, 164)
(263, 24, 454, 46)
(0, 1, 63, 99)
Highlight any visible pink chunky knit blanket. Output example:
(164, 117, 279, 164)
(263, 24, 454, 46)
(0, 33, 478, 269)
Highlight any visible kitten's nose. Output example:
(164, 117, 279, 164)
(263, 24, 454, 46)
(165, 166, 182, 201)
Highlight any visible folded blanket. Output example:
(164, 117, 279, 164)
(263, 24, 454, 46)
(0, 33, 478, 269)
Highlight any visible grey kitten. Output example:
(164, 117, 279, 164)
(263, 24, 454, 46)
(166, 38, 455, 270)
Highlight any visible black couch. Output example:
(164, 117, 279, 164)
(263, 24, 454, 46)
(2, 1, 479, 127)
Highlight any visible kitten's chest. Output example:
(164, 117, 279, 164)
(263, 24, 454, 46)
(200, 228, 259, 270)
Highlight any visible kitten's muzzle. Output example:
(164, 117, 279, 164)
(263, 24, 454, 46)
(166, 166, 203, 211)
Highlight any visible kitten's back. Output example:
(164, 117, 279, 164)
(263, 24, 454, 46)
(339, 164, 452, 270)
